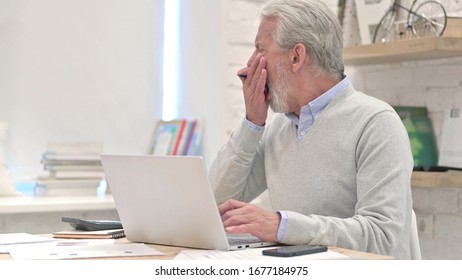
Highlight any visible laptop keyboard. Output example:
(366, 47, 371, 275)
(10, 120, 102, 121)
(227, 234, 262, 246)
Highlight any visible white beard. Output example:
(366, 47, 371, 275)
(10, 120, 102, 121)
(268, 62, 290, 113)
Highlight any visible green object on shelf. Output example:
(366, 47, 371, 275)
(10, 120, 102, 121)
(394, 106, 438, 167)
(394, 106, 428, 119)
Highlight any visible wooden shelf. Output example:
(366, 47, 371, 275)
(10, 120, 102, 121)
(344, 37, 462, 65)
(411, 171, 462, 188)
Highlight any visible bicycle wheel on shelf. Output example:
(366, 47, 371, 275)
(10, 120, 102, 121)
(373, 9, 397, 43)
(410, 0, 447, 38)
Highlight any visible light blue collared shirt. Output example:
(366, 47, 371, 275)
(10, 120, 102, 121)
(285, 76, 351, 142)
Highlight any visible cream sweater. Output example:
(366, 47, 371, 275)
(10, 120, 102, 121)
(210, 85, 414, 259)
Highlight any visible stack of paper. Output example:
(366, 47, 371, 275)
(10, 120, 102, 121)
(0, 233, 164, 260)
(35, 142, 105, 196)
(174, 247, 351, 260)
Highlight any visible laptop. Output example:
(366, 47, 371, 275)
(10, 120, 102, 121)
(100, 154, 277, 251)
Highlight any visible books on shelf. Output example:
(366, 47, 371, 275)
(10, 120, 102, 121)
(34, 141, 105, 196)
(150, 119, 202, 156)
(34, 185, 102, 197)
(393, 106, 438, 167)
(35, 177, 103, 196)
(44, 163, 104, 172)
(45, 141, 103, 154)
(46, 170, 105, 179)
(42, 142, 103, 166)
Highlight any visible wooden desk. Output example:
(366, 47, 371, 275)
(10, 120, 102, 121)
(0, 237, 393, 260)
(120, 238, 394, 260)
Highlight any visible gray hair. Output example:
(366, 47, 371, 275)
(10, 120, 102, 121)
(261, 0, 344, 79)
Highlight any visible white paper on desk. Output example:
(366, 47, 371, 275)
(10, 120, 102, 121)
(0, 233, 55, 253)
(8, 242, 165, 260)
(174, 247, 350, 260)
(439, 108, 462, 168)
(4, 239, 115, 255)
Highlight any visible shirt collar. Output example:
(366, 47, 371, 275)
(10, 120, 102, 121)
(286, 76, 351, 127)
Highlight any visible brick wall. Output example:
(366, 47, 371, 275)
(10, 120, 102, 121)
(412, 186, 462, 259)
(223, 0, 462, 259)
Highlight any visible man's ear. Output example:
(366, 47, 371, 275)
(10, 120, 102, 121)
(291, 43, 309, 73)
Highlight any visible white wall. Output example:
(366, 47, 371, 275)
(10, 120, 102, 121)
(0, 0, 164, 181)
(176, 0, 226, 168)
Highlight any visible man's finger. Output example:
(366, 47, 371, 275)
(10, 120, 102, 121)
(224, 224, 252, 235)
(218, 199, 248, 215)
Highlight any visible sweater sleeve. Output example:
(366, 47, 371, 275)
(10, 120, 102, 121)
(209, 120, 268, 204)
(280, 110, 414, 259)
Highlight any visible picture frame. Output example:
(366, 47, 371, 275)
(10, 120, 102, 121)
(150, 119, 201, 156)
(355, 0, 394, 44)
(150, 119, 186, 155)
